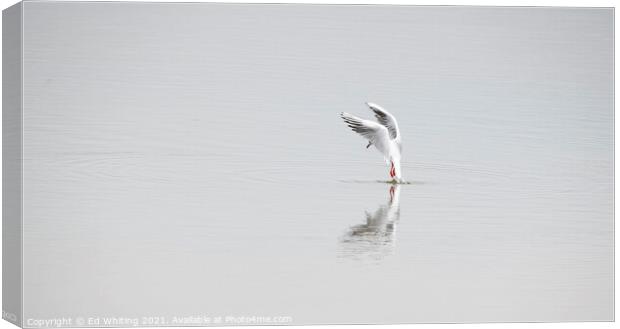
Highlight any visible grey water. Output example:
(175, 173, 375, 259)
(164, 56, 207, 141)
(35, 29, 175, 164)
(20, 3, 612, 325)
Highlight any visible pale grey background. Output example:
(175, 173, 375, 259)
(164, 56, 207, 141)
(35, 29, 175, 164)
(17, 2, 613, 325)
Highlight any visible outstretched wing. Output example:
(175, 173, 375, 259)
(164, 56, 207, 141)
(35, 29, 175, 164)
(340, 112, 391, 159)
(366, 102, 400, 141)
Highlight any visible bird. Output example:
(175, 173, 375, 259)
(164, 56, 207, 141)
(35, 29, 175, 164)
(340, 102, 403, 183)
(348, 184, 401, 238)
(339, 184, 401, 260)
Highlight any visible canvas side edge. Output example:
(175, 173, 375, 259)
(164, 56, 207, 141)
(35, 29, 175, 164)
(3, 1, 24, 328)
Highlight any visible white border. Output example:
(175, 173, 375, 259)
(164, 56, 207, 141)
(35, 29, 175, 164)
(0, 1, 615, 329)
(7, 0, 615, 6)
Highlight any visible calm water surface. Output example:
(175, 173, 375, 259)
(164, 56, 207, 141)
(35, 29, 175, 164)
(21, 3, 613, 324)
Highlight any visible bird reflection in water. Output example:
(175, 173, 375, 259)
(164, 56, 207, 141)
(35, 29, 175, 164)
(339, 184, 401, 261)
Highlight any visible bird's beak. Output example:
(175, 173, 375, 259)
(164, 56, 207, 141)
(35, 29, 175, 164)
(366, 142, 372, 148)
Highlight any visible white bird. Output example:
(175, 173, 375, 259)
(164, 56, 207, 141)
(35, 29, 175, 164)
(349, 184, 401, 237)
(340, 102, 403, 183)
(339, 185, 401, 259)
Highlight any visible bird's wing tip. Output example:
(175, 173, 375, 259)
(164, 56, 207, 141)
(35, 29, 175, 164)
(366, 102, 379, 109)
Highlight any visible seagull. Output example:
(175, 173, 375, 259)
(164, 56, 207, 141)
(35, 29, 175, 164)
(340, 102, 403, 183)
(339, 184, 401, 259)
(348, 184, 401, 238)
